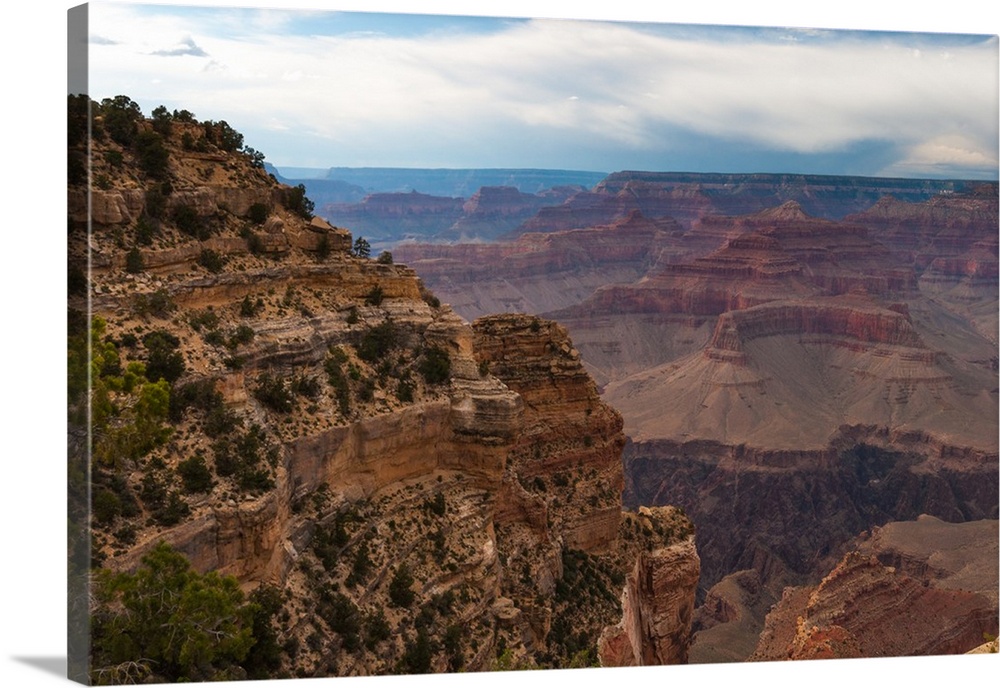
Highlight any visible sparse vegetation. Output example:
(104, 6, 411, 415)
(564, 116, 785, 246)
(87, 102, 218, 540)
(352, 236, 371, 259)
(197, 248, 226, 273)
(284, 183, 314, 219)
(253, 372, 294, 413)
(418, 346, 451, 385)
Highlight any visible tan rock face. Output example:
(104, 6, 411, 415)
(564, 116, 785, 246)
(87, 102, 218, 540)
(70, 105, 708, 679)
(473, 313, 625, 553)
(752, 548, 998, 660)
(598, 507, 700, 666)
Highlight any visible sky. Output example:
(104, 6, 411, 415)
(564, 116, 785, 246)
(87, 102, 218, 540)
(79, 0, 999, 179)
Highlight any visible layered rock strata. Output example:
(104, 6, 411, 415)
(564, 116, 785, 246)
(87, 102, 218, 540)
(69, 103, 703, 679)
(396, 211, 682, 319)
(751, 517, 999, 660)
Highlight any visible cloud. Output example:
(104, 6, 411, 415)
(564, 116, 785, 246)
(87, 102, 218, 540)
(880, 134, 1000, 177)
(85, 6, 998, 176)
(151, 36, 209, 57)
(89, 35, 118, 45)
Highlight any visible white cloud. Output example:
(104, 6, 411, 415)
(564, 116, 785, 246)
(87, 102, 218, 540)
(880, 134, 1000, 177)
(85, 5, 998, 174)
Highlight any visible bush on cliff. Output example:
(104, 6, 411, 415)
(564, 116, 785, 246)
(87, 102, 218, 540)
(90, 542, 257, 683)
(419, 346, 451, 385)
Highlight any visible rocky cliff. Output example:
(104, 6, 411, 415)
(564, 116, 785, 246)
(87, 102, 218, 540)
(67, 97, 700, 682)
(390, 175, 998, 669)
(395, 211, 683, 319)
(321, 184, 583, 247)
(751, 516, 998, 660)
(508, 172, 980, 240)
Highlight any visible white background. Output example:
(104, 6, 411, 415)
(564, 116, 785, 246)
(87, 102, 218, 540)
(1, 1, 997, 687)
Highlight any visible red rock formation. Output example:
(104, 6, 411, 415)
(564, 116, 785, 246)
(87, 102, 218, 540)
(751, 535, 999, 661)
(395, 211, 682, 318)
(846, 189, 999, 272)
(599, 517, 701, 666)
(472, 314, 625, 553)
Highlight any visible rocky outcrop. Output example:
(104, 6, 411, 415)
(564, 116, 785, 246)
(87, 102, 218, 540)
(71, 104, 711, 679)
(473, 314, 626, 553)
(598, 508, 700, 666)
(321, 184, 584, 246)
(751, 516, 999, 661)
(624, 430, 998, 593)
(395, 211, 682, 320)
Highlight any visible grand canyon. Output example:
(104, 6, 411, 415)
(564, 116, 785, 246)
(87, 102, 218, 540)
(68, 95, 997, 685)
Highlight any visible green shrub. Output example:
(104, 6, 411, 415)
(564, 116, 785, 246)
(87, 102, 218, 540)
(357, 321, 398, 363)
(317, 588, 361, 651)
(228, 324, 255, 348)
(284, 184, 314, 219)
(144, 188, 167, 219)
(247, 202, 268, 225)
(240, 295, 264, 317)
(364, 285, 385, 306)
(93, 489, 122, 525)
(100, 95, 142, 146)
(103, 150, 124, 168)
(352, 236, 371, 259)
(172, 204, 210, 240)
(89, 542, 255, 683)
(187, 308, 220, 333)
(364, 610, 391, 650)
(212, 424, 276, 493)
(197, 248, 226, 273)
(142, 330, 185, 384)
(291, 375, 321, 400)
(388, 563, 416, 607)
(177, 455, 214, 494)
(419, 346, 451, 385)
(135, 130, 170, 179)
(133, 288, 177, 318)
(252, 372, 294, 413)
(135, 217, 157, 246)
(125, 247, 144, 274)
(324, 350, 352, 416)
(315, 233, 331, 261)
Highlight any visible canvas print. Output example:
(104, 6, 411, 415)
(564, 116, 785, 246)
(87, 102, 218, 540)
(67, 2, 999, 685)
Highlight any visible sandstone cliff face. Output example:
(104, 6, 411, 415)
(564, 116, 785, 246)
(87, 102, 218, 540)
(597, 508, 700, 666)
(395, 211, 682, 319)
(321, 184, 582, 246)
(472, 314, 625, 553)
(467, 315, 700, 667)
(70, 104, 703, 680)
(751, 517, 999, 660)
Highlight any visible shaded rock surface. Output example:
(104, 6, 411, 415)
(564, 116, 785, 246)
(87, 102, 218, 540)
(751, 516, 999, 660)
